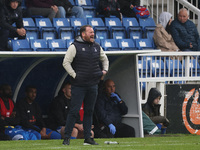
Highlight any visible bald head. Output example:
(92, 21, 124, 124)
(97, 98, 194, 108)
(178, 8, 189, 23)
(104, 79, 116, 96)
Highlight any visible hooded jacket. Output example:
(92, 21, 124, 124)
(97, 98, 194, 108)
(153, 12, 179, 52)
(0, 0, 24, 33)
(143, 88, 165, 124)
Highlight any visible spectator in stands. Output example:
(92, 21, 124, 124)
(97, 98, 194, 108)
(53, 0, 85, 18)
(170, 8, 200, 51)
(95, 79, 135, 138)
(153, 12, 180, 52)
(118, 0, 140, 17)
(0, 0, 26, 51)
(0, 84, 37, 140)
(26, 0, 61, 21)
(142, 88, 169, 134)
(17, 85, 61, 140)
(62, 25, 109, 145)
(48, 82, 94, 139)
(99, 0, 121, 20)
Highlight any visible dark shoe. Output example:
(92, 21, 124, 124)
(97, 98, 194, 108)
(63, 138, 70, 145)
(84, 138, 99, 145)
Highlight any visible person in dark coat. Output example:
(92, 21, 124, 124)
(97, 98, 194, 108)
(95, 79, 135, 138)
(99, 0, 121, 20)
(0, 0, 26, 51)
(170, 8, 200, 51)
(142, 88, 169, 132)
(118, 0, 140, 17)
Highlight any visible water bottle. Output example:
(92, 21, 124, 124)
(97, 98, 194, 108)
(104, 141, 119, 144)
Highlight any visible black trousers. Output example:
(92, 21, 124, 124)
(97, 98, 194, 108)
(102, 123, 135, 138)
(0, 28, 25, 51)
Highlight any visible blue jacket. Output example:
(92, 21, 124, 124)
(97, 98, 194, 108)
(170, 18, 200, 51)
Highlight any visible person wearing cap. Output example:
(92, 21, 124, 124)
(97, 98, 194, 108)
(142, 88, 170, 134)
(0, 0, 26, 51)
(153, 12, 180, 52)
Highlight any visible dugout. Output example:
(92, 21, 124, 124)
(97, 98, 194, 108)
(0, 50, 160, 137)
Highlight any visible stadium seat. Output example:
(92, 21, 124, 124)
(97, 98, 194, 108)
(75, 0, 96, 18)
(105, 18, 126, 39)
(53, 18, 74, 40)
(30, 39, 51, 51)
(166, 59, 183, 77)
(183, 59, 200, 76)
(48, 39, 67, 51)
(35, 18, 56, 40)
(100, 39, 120, 51)
(148, 59, 165, 77)
(122, 17, 142, 40)
(66, 39, 74, 48)
(87, 18, 109, 40)
(23, 18, 39, 40)
(70, 18, 87, 35)
(118, 39, 136, 50)
(135, 38, 154, 50)
(138, 17, 156, 38)
(12, 39, 33, 51)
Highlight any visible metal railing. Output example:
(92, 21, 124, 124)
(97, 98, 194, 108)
(137, 52, 200, 115)
(141, 0, 200, 33)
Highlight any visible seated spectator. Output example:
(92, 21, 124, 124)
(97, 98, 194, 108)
(118, 0, 140, 17)
(26, 0, 61, 21)
(153, 12, 180, 52)
(17, 85, 61, 140)
(99, 0, 121, 20)
(48, 82, 94, 139)
(0, 0, 26, 51)
(95, 79, 135, 138)
(170, 8, 200, 51)
(0, 84, 37, 140)
(142, 88, 169, 134)
(53, 0, 85, 18)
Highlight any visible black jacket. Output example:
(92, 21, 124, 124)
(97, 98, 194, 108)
(17, 99, 45, 133)
(143, 88, 169, 126)
(48, 93, 82, 130)
(118, 0, 140, 17)
(0, 0, 23, 33)
(71, 36, 103, 86)
(95, 81, 128, 126)
(53, 0, 73, 14)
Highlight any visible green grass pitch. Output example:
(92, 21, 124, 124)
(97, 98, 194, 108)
(1, 134, 200, 150)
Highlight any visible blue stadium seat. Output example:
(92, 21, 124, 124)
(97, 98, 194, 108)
(87, 18, 109, 40)
(48, 39, 67, 51)
(122, 17, 142, 40)
(23, 18, 39, 40)
(138, 60, 150, 90)
(35, 18, 56, 40)
(75, 0, 96, 18)
(138, 17, 156, 38)
(135, 38, 154, 50)
(66, 39, 74, 48)
(100, 39, 120, 51)
(53, 18, 74, 40)
(30, 39, 51, 51)
(12, 39, 33, 51)
(105, 18, 126, 39)
(118, 39, 136, 50)
(148, 59, 165, 77)
(68, 0, 75, 5)
(70, 18, 87, 35)
(186, 59, 200, 76)
(166, 59, 184, 77)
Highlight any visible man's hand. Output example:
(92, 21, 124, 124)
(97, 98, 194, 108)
(51, 5, 58, 13)
(17, 28, 26, 36)
(76, 124, 84, 131)
(110, 93, 121, 102)
(108, 124, 116, 135)
(40, 128, 47, 138)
